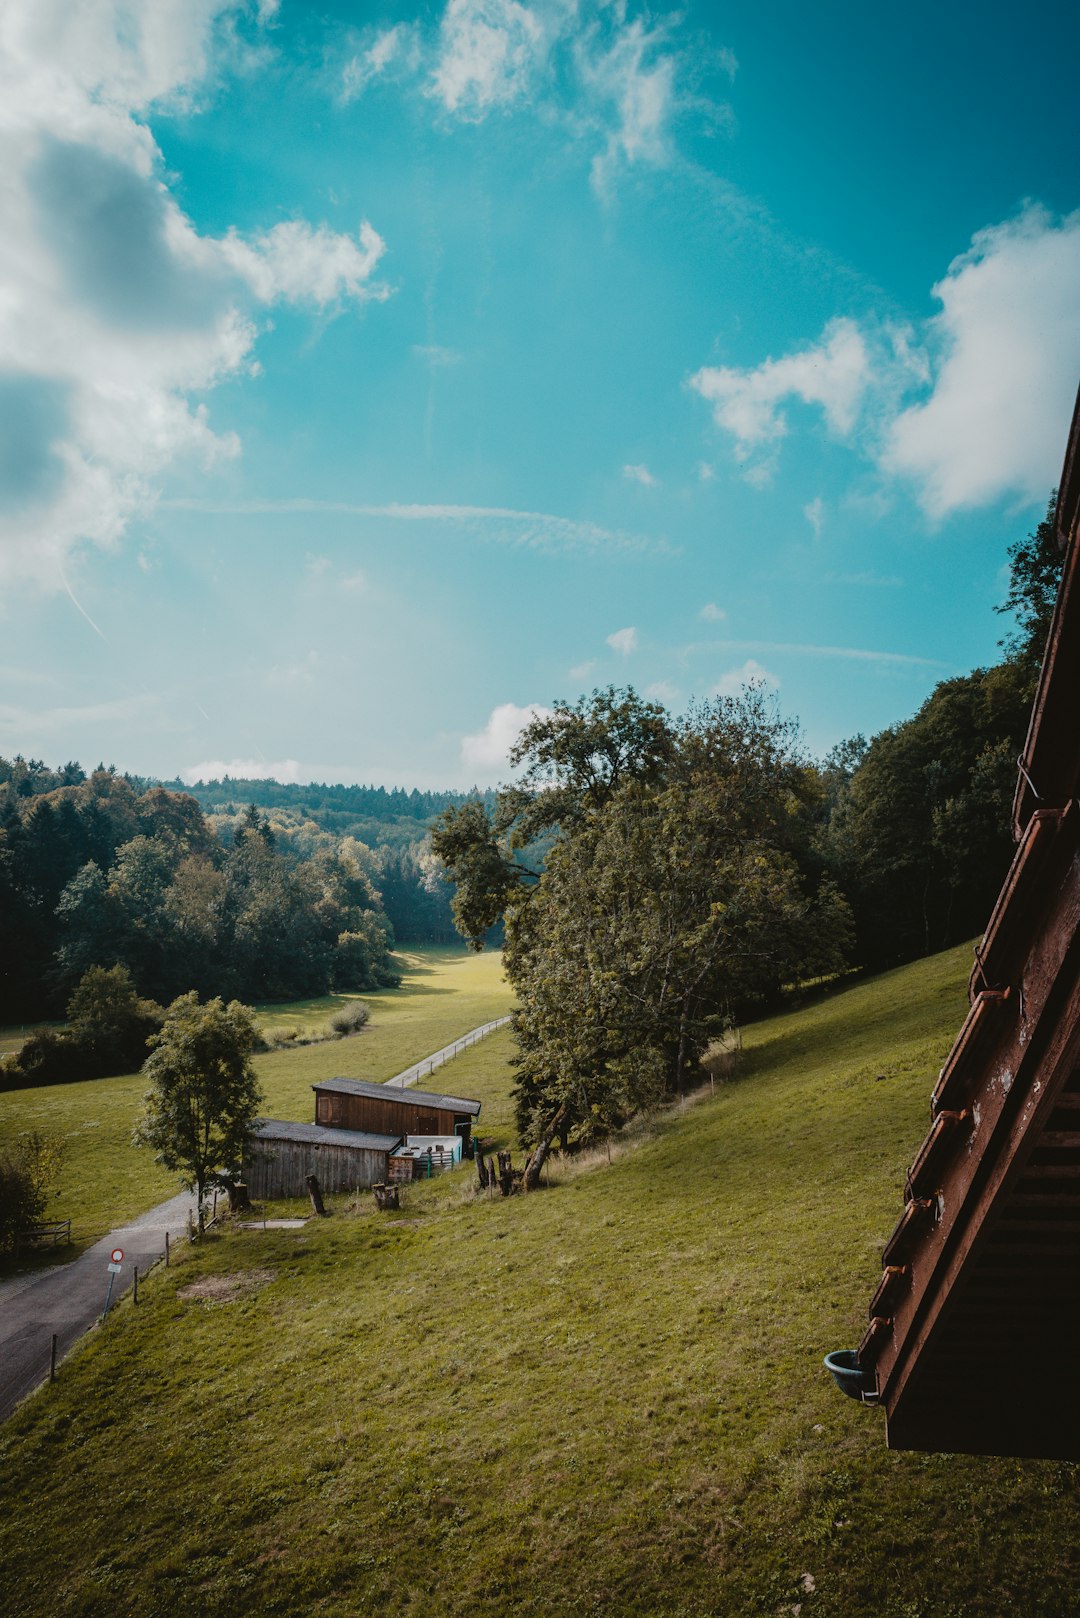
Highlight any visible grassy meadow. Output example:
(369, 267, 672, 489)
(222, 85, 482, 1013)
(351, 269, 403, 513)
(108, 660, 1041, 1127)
(0, 946, 512, 1250)
(3, 941, 1080, 1617)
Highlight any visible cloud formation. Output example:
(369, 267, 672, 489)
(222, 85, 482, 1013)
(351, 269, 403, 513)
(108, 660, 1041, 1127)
(606, 626, 638, 655)
(623, 462, 658, 486)
(399, 0, 733, 194)
(712, 658, 779, 697)
(689, 318, 871, 460)
(691, 207, 1080, 517)
(882, 208, 1080, 517)
(461, 701, 552, 773)
(0, 1, 388, 593)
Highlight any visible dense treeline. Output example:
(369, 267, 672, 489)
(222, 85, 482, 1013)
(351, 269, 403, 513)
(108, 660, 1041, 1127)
(820, 496, 1060, 967)
(432, 499, 1062, 1160)
(0, 772, 399, 1024)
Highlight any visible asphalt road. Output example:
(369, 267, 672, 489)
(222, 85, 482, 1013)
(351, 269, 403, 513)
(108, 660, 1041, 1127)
(0, 1017, 510, 1421)
(0, 1188, 195, 1422)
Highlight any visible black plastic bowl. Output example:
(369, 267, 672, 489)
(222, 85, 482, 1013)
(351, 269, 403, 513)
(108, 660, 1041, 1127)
(823, 1349, 877, 1402)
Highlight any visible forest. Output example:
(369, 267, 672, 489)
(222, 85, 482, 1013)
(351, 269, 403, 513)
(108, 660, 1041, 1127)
(0, 500, 1060, 1109)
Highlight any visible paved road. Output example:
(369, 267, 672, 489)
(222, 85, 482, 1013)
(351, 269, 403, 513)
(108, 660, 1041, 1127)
(0, 1016, 511, 1421)
(383, 1016, 511, 1090)
(0, 1188, 195, 1422)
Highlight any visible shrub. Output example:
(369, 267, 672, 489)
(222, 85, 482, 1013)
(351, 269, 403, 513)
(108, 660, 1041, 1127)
(0, 1133, 64, 1253)
(329, 1000, 370, 1036)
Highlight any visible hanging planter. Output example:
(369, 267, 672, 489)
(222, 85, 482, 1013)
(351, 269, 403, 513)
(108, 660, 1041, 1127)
(823, 1349, 878, 1403)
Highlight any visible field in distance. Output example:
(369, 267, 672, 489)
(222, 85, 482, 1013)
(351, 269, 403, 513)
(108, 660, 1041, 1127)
(3, 941, 1080, 1617)
(0, 946, 512, 1251)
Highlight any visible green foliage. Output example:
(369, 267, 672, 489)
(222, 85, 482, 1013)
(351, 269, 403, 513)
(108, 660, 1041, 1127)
(436, 688, 852, 1150)
(996, 493, 1062, 678)
(0, 1131, 64, 1252)
(3, 966, 163, 1090)
(328, 999, 371, 1035)
(821, 660, 1034, 966)
(9, 948, 1080, 1617)
(134, 993, 264, 1231)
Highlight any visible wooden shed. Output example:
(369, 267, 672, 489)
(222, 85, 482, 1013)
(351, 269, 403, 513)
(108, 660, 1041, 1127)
(312, 1077, 482, 1148)
(848, 384, 1080, 1460)
(243, 1121, 401, 1199)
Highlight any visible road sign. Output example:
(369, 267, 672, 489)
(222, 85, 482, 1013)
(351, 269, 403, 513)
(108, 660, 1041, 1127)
(107, 1261, 122, 1274)
(110, 1248, 124, 1263)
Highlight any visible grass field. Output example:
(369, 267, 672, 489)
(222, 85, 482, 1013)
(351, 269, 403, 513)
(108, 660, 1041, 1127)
(3, 940, 1080, 1617)
(0, 947, 512, 1251)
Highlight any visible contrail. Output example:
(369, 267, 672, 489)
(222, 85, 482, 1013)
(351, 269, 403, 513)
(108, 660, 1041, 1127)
(57, 558, 107, 640)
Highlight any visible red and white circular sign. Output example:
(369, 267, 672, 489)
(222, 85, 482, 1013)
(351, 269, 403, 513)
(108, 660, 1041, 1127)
(110, 1248, 124, 1263)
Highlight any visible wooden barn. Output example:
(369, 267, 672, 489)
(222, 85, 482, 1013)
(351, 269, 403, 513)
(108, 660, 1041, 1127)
(243, 1121, 401, 1199)
(312, 1077, 482, 1148)
(842, 385, 1080, 1460)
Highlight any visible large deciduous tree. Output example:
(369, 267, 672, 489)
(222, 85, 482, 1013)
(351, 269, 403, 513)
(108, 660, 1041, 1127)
(432, 687, 852, 1177)
(134, 993, 263, 1233)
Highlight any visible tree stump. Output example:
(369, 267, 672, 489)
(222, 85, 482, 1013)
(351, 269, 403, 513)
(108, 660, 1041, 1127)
(306, 1173, 327, 1216)
(228, 1181, 251, 1213)
(373, 1183, 400, 1211)
(476, 1154, 489, 1190)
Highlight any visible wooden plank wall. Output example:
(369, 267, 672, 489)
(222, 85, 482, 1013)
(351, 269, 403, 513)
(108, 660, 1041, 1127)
(315, 1091, 454, 1137)
(244, 1139, 390, 1199)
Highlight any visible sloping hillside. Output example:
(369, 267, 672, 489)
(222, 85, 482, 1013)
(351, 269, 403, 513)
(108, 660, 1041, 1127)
(2, 943, 1079, 1617)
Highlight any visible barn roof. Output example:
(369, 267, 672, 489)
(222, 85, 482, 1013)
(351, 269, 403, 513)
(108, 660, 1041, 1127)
(312, 1077, 482, 1116)
(250, 1120, 401, 1151)
(852, 384, 1080, 1460)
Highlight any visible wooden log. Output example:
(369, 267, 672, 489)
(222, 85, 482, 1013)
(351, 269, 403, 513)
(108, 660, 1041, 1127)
(476, 1153, 489, 1190)
(306, 1174, 327, 1217)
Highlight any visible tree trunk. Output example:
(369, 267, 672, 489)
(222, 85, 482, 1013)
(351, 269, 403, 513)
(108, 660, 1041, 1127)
(522, 1104, 567, 1192)
(476, 1153, 489, 1190)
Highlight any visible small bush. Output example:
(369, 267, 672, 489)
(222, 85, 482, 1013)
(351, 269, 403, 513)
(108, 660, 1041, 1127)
(329, 1001, 370, 1036)
(0, 1133, 64, 1253)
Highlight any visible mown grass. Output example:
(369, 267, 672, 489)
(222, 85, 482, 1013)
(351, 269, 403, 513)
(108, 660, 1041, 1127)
(4, 940, 1080, 1617)
(0, 947, 511, 1251)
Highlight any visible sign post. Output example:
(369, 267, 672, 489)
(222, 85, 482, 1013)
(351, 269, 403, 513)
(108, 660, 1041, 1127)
(101, 1247, 124, 1322)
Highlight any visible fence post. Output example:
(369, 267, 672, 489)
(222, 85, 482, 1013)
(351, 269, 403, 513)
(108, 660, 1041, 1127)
(133, 1264, 139, 1305)
(165, 1231, 170, 1268)
(50, 1334, 58, 1383)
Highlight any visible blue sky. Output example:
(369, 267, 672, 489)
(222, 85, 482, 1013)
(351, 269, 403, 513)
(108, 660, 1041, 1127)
(2, 0, 1079, 788)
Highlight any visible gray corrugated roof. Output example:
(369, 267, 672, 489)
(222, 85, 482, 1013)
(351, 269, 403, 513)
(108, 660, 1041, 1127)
(250, 1120, 401, 1151)
(311, 1076, 482, 1116)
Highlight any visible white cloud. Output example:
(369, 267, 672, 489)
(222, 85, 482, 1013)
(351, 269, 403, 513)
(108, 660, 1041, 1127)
(423, 2, 729, 192)
(181, 758, 305, 784)
(712, 658, 779, 697)
(699, 601, 726, 622)
(689, 317, 871, 464)
(690, 207, 1080, 518)
(645, 679, 680, 704)
(0, 1, 389, 594)
(881, 207, 1080, 517)
(623, 462, 658, 487)
(696, 460, 715, 481)
(568, 659, 596, 682)
(429, 0, 545, 119)
(160, 497, 668, 556)
(606, 626, 638, 655)
(461, 700, 552, 773)
(803, 496, 824, 538)
(341, 569, 367, 592)
(341, 24, 419, 101)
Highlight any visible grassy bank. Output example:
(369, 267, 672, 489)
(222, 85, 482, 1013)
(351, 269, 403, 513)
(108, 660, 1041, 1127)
(0, 947, 511, 1249)
(3, 940, 1079, 1616)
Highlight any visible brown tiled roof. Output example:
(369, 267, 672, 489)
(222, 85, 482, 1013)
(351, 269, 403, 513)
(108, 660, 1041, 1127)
(856, 384, 1080, 1460)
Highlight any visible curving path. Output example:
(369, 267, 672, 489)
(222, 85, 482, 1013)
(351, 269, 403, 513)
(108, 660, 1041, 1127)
(0, 1016, 512, 1421)
(0, 1189, 196, 1423)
